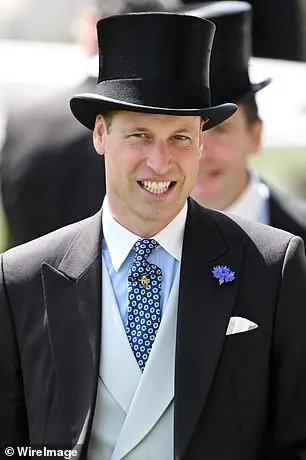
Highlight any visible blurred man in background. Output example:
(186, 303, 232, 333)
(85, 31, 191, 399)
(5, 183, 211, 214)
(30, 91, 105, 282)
(185, 1, 306, 243)
(0, 0, 168, 248)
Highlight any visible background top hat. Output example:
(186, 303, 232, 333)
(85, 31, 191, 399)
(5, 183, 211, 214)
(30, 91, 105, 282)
(176, 1, 271, 105)
(70, 12, 237, 131)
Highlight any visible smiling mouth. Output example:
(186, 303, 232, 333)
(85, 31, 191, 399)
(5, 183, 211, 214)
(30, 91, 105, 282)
(139, 180, 175, 194)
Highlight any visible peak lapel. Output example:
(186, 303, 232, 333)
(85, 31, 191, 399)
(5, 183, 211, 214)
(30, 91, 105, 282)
(41, 212, 102, 448)
(175, 201, 243, 459)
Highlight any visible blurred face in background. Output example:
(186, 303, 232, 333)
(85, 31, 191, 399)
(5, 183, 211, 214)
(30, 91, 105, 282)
(191, 104, 262, 210)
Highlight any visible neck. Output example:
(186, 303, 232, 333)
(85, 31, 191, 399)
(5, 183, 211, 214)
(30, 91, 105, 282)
(110, 214, 174, 238)
(194, 171, 250, 211)
(106, 197, 185, 238)
(223, 172, 251, 211)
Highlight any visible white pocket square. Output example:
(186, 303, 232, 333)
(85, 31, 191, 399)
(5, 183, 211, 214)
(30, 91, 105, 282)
(226, 316, 258, 335)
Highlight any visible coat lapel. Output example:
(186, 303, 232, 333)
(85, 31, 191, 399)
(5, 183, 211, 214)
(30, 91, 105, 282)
(175, 200, 243, 459)
(269, 187, 306, 238)
(41, 211, 102, 451)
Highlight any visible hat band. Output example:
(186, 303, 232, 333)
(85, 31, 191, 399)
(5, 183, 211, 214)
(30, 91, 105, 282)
(95, 78, 211, 109)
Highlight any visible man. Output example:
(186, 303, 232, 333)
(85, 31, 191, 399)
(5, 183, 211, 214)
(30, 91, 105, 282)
(187, 1, 306, 242)
(1, 11, 306, 460)
(0, 0, 166, 248)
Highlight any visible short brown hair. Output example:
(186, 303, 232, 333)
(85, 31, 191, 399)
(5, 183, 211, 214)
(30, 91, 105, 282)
(240, 95, 261, 128)
(101, 110, 118, 133)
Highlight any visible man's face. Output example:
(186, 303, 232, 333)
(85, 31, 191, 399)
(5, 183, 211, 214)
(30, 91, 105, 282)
(94, 111, 203, 236)
(191, 105, 262, 210)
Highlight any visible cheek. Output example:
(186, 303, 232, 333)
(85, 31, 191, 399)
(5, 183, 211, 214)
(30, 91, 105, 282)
(105, 145, 145, 177)
(217, 139, 246, 164)
(184, 152, 201, 180)
(103, 147, 125, 181)
(202, 135, 232, 159)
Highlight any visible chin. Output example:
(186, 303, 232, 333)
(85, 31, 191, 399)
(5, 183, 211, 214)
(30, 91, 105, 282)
(192, 188, 216, 206)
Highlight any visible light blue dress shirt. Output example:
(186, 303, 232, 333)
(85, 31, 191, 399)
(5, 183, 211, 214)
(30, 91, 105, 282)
(102, 198, 187, 327)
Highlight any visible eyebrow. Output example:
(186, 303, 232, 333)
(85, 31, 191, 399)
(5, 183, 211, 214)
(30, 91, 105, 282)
(128, 127, 151, 132)
(128, 126, 194, 132)
(171, 127, 195, 134)
(123, 125, 197, 135)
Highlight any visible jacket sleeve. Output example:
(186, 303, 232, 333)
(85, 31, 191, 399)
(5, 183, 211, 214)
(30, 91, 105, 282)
(0, 253, 29, 447)
(269, 236, 306, 459)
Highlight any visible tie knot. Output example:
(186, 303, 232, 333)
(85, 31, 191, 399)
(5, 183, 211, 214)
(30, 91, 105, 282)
(134, 238, 159, 261)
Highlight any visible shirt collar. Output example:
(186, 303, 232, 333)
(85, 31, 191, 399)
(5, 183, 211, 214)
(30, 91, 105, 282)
(102, 196, 187, 272)
(225, 171, 270, 222)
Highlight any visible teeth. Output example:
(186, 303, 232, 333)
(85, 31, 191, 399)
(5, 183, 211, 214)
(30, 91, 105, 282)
(141, 180, 171, 194)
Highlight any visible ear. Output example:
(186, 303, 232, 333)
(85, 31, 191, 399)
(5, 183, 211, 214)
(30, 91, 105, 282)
(93, 115, 106, 155)
(198, 134, 204, 159)
(198, 118, 207, 158)
(249, 119, 263, 154)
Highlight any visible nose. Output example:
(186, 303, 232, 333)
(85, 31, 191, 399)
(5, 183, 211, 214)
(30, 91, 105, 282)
(146, 141, 172, 175)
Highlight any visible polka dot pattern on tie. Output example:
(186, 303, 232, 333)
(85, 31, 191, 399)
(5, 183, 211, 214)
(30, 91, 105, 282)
(126, 239, 162, 372)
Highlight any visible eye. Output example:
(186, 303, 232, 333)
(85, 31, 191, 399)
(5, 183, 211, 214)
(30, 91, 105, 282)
(172, 135, 190, 142)
(213, 124, 231, 135)
(131, 133, 148, 139)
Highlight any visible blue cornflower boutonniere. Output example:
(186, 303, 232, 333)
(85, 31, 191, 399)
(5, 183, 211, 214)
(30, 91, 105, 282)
(212, 265, 235, 285)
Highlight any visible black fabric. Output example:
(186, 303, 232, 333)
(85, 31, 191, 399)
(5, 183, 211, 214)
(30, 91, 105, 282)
(249, 0, 303, 61)
(268, 185, 306, 250)
(97, 14, 212, 85)
(95, 79, 210, 108)
(70, 13, 237, 130)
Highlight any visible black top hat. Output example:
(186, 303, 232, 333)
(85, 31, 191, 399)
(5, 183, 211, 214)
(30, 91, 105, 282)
(70, 12, 237, 131)
(176, 1, 271, 105)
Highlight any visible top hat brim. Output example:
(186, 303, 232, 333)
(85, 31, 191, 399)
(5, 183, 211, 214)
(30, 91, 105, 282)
(235, 77, 272, 103)
(235, 78, 272, 104)
(250, 78, 271, 96)
(211, 77, 272, 106)
(70, 94, 237, 132)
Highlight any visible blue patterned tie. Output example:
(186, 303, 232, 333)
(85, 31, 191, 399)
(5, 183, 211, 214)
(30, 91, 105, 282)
(126, 238, 162, 372)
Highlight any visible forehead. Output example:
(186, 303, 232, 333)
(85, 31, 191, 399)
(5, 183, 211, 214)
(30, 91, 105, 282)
(110, 111, 202, 131)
